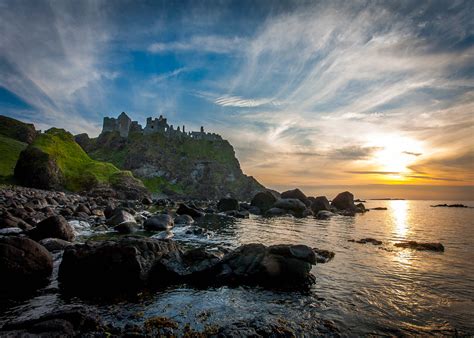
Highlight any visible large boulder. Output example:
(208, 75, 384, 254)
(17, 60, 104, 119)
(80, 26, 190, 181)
(58, 237, 182, 294)
(250, 191, 278, 212)
(109, 172, 150, 200)
(14, 147, 64, 190)
(331, 191, 356, 211)
(273, 198, 307, 213)
(105, 209, 135, 226)
(310, 196, 331, 213)
(216, 243, 316, 288)
(281, 189, 310, 207)
(176, 203, 204, 218)
(0, 236, 53, 291)
(144, 214, 174, 231)
(217, 198, 239, 212)
(28, 215, 75, 242)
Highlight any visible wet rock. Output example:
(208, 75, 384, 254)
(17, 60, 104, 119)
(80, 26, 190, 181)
(217, 198, 239, 212)
(106, 209, 135, 226)
(281, 188, 311, 207)
(273, 198, 306, 213)
(310, 196, 331, 213)
(302, 208, 314, 217)
(142, 197, 153, 205)
(250, 191, 278, 212)
(316, 210, 335, 220)
(114, 221, 139, 234)
(39, 238, 73, 252)
(28, 215, 75, 242)
(355, 203, 367, 213)
(349, 238, 382, 245)
(312, 248, 335, 263)
(176, 203, 205, 218)
(0, 211, 32, 230)
(0, 236, 53, 291)
(248, 206, 261, 215)
(331, 191, 356, 211)
(58, 237, 182, 294)
(174, 214, 194, 225)
(265, 207, 286, 216)
(0, 227, 24, 236)
(431, 203, 470, 208)
(394, 241, 444, 252)
(225, 210, 250, 218)
(371, 207, 388, 210)
(144, 214, 174, 231)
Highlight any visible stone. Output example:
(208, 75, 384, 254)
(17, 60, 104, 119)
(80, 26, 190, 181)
(313, 248, 335, 263)
(217, 198, 239, 212)
(106, 209, 135, 226)
(0, 236, 53, 291)
(28, 215, 75, 242)
(310, 196, 331, 213)
(371, 207, 388, 210)
(114, 221, 139, 234)
(174, 214, 194, 225)
(176, 203, 204, 218)
(0, 211, 32, 230)
(281, 188, 311, 207)
(250, 191, 278, 212)
(331, 191, 356, 211)
(39, 238, 73, 252)
(265, 207, 286, 216)
(394, 241, 444, 252)
(348, 238, 382, 245)
(316, 210, 335, 220)
(144, 214, 174, 231)
(273, 198, 307, 213)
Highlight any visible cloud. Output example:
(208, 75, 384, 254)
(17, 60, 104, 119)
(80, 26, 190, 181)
(403, 151, 422, 156)
(329, 146, 382, 160)
(150, 68, 189, 83)
(214, 95, 279, 108)
(148, 35, 246, 54)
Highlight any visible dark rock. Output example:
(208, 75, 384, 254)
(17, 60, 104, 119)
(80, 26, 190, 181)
(313, 248, 335, 263)
(394, 241, 444, 252)
(14, 147, 64, 190)
(310, 196, 331, 213)
(217, 197, 239, 212)
(176, 203, 205, 218)
(265, 207, 286, 216)
(248, 206, 261, 215)
(331, 191, 356, 211)
(349, 238, 382, 245)
(39, 238, 73, 252)
(28, 215, 75, 241)
(355, 203, 367, 213)
(250, 191, 278, 212)
(316, 210, 335, 220)
(142, 197, 153, 205)
(144, 214, 174, 231)
(281, 188, 311, 207)
(431, 203, 470, 208)
(174, 214, 195, 225)
(0, 236, 53, 291)
(106, 209, 135, 226)
(75, 204, 91, 215)
(371, 207, 388, 210)
(273, 198, 306, 213)
(0, 227, 24, 236)
(225, 210, 250, 218)
(58, 237, 182, 294)
(114, 221, 139, 234)
(109, 172, 150, 200)
(0, 211, 32, 230)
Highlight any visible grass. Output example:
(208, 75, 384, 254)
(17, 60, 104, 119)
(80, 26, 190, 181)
(0, 135, 27, 183)
(32, 128, 121, 191)
(142, 176, 184, 194)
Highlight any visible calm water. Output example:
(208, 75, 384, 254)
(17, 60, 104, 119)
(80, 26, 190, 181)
(1, 200, 474, 335)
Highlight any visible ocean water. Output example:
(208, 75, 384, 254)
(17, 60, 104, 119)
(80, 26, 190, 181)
(1, 200, 473, 335)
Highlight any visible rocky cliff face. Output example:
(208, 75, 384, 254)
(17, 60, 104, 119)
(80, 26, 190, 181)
(77, 130, 265, 200)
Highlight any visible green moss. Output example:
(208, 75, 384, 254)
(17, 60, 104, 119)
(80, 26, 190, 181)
(0, 135, 27, 183)
(142, 176, 184, 194)
(31, 128, 121, 191)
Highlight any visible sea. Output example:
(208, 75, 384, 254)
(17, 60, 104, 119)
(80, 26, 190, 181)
(1, 200, 473, 335)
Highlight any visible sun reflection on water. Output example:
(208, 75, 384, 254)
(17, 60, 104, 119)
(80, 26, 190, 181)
(391, 200, 409, 239)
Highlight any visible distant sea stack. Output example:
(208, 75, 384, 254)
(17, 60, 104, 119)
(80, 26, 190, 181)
(77, 112, 265, 200)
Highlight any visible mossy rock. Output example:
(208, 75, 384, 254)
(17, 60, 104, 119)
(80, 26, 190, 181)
(0, 135, 28, 184)
(0, 115, 37, 144)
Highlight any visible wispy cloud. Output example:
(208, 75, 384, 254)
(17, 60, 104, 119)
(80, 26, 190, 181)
(148, 35, 246, 54)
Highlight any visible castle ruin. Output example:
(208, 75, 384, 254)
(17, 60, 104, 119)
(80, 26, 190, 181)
(101, 112, 222, 141)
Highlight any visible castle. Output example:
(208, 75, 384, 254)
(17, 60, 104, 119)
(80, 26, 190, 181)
(101, 112, 222, 141)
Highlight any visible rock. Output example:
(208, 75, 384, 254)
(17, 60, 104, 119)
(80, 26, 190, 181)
(114, 221, 139, 234)
(265, 207, 286, 216)
(331, 191, 356, 211)
(109, 171, 150, 200)
(225, 210, 250, 218)
(58, 237, 182, 294)
(106, 209, 135, 226)
(28, 215, 75, 242)
(216, 243, 316, 288)
(176, 203, 204, 218)
(431, 203, 470, 208)
(348, 238, 382, 245)
(248, 206, 261, 215)
(394, 241, 444, 252)
(0, 306, 107, 336)
(142, 197, 153, 205)
(250, 191, 278, 212)
(75, 204, 91, 215)
(281, 188, 311, 207)
(217, 198, 239, 212)
(0, 227, 24, 236)
(355, 203, 366, 213)
(302, 209, 313, 217)
(39, 238, 73, 252)
(312, 248, 335, 263)
(174, 214, 194, 225)
(316, 210, 335, 220)
(310, 196, 331, 213)
(371, 207, 388, 210)
(273, 198, 306, 213)
(0, 212, 32, 230)
(0, 236, 53, 291)
(14, 147, 65, 190)
(144, 214, 174, 231)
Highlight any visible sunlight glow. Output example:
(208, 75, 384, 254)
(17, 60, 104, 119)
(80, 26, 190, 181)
(391, 200, 409, 238)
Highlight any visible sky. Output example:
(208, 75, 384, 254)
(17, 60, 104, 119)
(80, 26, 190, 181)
(1, 0, 473, 199)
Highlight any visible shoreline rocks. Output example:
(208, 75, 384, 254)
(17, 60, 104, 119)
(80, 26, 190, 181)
(394, 241, 444, 252)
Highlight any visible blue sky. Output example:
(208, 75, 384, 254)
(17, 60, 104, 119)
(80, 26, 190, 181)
(1, 0, 473, 198)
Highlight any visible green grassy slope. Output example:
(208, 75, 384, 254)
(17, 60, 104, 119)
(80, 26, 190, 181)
(0, 135, 27, 183)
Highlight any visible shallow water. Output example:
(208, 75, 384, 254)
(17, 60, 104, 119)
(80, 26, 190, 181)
(1, 200, 474, 335)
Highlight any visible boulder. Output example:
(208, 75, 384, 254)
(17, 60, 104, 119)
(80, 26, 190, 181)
(109, 172, 150, 200)
(176, 203, 204, 218)
(265, 207, 286, 216)
(394, 241, 444, 252)
(14, 147, 64, 190)
(58, 237, 182, 294)
(0, 236, 53, 291)
(281, 188, 310, 207)
(106, 209, 135, 226)
(348, 238, 382, 245)
(0, 211, 32, 230)
(331, 191, 356, 211)
(273, 198, 306, 213)
(310, 196, 331, 213)
(312, 248, 335, 263)
(217, 198, 239, 212)
(39, 238, 73, 252)
(316, 210, 334, 220)
(114, 221, 139, 234)
(174, 214, 194, 225)
(144, 214, 174, 231)
(28, 215, 75, 242)
(355, 203, 366, 213)
(250, 191, 278, 212)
